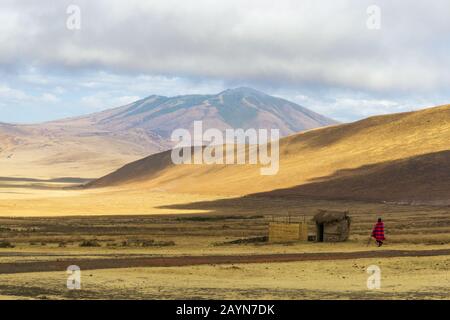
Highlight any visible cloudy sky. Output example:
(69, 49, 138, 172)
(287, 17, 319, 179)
(1, 0, 450, 123)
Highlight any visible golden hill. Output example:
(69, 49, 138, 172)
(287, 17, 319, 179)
(0, 121, 166, 179)
(88, 105, 450, 203)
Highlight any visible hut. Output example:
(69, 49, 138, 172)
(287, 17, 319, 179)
(313, 210, 351, 242)
(268, 221, 308, 243)
(268, 216, 308, 243)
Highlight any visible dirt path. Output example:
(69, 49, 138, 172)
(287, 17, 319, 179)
(1, 249, 449, 274)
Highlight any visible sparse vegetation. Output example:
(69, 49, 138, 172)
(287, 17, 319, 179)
(0, 241, 15, 248)
(120, 239, 175, 247)
(214, 236, 268, 246)
(176, 215, 264, 222)
(0, 195, 448, 301)
(142, 240, 175, 247)
(79, 240, 101, 247)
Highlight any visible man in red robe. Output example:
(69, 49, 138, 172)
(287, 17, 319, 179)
(372, 218, 385, 247)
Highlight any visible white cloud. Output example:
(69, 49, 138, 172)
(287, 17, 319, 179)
(20, 73, 49, 85)
(1, 0, 450, 94)
(80, 94, 108, 109)
(0, 0, 450, 122)
(54, 86, 66, 94)
(0, 85, 59, 106)
(0, 85, 28, 101)
(81, 92, 140, 110)
(41, 93, 59, 103)
(114, 95, 141, 106)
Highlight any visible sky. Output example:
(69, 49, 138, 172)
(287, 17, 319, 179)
(1, 0, 450, 123)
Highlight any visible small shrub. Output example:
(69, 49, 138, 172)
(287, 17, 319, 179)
(121, 239, 176, 247)
(140, 240, 155, 247)
(155, 240, 175, 247)
(141, 240, 175, 247)
(214, 236, 268, 246)
(176, 215, 263, 222)
(79, 240, 101, 247)
(0, 241, 15, 248)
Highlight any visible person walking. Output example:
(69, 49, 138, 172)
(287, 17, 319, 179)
(372, 218, 385, 247)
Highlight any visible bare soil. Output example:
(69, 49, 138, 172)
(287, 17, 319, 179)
(1, 249, 449, 274)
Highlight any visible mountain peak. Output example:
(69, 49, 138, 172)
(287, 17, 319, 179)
(220, 87, 267, 97)
(91, 87, 337, 136)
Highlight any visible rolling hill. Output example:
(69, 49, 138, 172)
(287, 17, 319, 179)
(88, 104, 450, 204)
(0, 88, 336, 178)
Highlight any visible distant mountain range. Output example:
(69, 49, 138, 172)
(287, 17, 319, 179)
(0, 87, 337, 178)
(59, 87, 336, 137)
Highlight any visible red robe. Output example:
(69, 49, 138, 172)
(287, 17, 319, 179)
(372, 222, 385, 241)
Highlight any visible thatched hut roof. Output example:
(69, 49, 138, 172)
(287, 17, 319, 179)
(313, 210, 350, 224)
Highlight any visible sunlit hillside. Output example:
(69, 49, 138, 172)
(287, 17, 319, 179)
(89, 105, 450, 203)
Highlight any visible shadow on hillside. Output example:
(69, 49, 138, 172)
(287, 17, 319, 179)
(0, 176, 94, 190)
(157, 150, 450, 214)
(0, 177, 93, 183)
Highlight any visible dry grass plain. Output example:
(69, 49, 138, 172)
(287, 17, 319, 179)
(0, 256, 448, 300)
(0, 178, 449, 300)
(1, 104, 450, 300)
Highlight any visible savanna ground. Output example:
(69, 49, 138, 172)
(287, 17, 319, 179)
(0, 178, 449, 300)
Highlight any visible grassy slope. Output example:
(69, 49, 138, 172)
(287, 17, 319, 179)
(89, 105, 450, 201)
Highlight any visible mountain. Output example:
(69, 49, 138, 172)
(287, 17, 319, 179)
(80, 87, 337, 137)
(0, 88, 336, 178)
(0, 118, 167, 179)
(87, 104, 450, 205)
